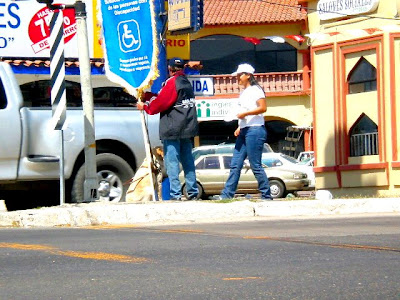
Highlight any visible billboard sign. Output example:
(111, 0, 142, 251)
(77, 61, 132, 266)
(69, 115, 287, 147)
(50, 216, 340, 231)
(0, 0, 96, 58)
(317, 0, 380, 20)
(196, 98, 237, 121)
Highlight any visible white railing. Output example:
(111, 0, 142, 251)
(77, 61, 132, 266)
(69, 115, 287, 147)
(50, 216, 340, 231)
(350, 132, 379, 156)
(204, 71, 305, 95)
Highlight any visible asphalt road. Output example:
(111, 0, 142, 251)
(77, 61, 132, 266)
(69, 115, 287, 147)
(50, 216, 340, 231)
(1, 215, 399, 299)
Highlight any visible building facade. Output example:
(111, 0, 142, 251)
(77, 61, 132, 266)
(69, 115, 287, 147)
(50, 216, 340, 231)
(306, 0, 400, 196)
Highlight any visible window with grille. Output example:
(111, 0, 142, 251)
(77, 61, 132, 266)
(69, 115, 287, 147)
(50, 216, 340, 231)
(349, 114, 378, 156)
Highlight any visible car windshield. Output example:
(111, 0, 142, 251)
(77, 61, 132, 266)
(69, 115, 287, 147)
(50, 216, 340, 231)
(280, 154, 298, 164)
(298, 158, 314, 165)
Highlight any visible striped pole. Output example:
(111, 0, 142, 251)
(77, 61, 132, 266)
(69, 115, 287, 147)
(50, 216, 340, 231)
(49, 9, 66, 205)
(49, 9, 67, 131)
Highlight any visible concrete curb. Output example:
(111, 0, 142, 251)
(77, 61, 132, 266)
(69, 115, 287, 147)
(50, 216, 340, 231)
(0, 198, 399, 228)
(254, 198, 400, 217)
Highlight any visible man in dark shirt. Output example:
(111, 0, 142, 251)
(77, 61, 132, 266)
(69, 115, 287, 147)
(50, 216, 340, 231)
(137, 57, 199, 200)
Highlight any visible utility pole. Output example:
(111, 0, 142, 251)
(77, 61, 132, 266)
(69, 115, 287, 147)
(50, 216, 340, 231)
(74, 0, 98, 202)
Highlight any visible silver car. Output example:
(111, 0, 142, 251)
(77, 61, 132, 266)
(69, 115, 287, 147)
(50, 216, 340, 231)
(179, 154, 309, 199)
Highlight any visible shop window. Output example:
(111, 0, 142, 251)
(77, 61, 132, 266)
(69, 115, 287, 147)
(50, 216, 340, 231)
(349, 114, 378, 156)
(0, 78, 7, 109)
(190, 35, 297, 75)
(348, 57, 377, 94)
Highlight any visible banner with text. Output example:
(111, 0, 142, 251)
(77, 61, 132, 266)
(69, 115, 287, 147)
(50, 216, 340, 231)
(99, 0, 159, 96)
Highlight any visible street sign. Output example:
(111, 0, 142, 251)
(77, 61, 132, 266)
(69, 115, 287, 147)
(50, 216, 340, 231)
(99, 0, 159, 97)
(188, 76, 214, 96)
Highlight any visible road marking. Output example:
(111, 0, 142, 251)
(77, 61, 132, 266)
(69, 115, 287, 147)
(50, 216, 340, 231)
(81, 225, 205, 234)
(58, 250, 148, 263)
(81, 226, 400, 254)
(0, 243, 150, 263)
(0, 243, 55, 251)
(158, 229, 204, 233)
(242, 236, 400, 253)
(80, 224, 142, 230)
(222, 277, 262, 281)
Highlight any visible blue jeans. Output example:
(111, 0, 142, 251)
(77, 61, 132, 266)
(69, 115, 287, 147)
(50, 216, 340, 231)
(163, 139, 198, 200)
(221, 126, 271, 199)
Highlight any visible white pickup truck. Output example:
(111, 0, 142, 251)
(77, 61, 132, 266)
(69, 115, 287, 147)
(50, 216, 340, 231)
(0, 62, 160, 203)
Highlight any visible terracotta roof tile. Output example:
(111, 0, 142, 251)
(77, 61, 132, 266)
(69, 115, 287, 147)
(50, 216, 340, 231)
(1, 58, 105, 69)
(204, 0, 307, 25)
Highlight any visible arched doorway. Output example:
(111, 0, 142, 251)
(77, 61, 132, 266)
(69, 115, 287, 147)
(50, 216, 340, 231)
(265, 120, 304, 154)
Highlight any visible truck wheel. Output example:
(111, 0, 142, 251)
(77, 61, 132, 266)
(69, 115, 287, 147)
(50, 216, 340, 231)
(71, 153, 134, 203)
(269, 179, 285, 199)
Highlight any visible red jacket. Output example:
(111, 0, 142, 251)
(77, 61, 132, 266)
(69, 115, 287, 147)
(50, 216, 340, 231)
(143, 71, 198, 140)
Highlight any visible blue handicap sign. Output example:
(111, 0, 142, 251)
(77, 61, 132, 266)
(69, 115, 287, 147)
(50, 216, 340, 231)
(118, 20, 141, 53)
(100, 0, 158, 96)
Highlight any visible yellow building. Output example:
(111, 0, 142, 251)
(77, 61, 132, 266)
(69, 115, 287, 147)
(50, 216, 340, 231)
(168, 0, 313, 153)
(305, 0, 400, 196)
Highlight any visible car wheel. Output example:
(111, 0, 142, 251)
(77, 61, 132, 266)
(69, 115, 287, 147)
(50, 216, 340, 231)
(71, 153, 134, 203)
(182, 182, 204, 200)
(269, 179, 285, 198)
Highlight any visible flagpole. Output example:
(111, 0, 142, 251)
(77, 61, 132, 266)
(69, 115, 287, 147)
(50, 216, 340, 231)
(139, 105, 157, 202)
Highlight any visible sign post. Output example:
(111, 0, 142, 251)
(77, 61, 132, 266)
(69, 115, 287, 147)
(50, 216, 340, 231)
(49, 8, 67, 205)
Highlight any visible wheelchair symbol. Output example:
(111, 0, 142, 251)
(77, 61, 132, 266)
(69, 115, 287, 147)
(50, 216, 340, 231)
(118, 20, 141, 53)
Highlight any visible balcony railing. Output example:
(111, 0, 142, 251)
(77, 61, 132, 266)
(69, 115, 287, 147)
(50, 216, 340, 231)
(199, 71, 306, 95)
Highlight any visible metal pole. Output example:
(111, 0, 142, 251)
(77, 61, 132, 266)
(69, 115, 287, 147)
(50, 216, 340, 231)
(139, 110, 157, 201)
(60, 130, 65, 205)
(75, 0, 98, 202)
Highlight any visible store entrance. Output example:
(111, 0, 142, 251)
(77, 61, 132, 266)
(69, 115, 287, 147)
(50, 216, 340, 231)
(265, 120, 303, 153)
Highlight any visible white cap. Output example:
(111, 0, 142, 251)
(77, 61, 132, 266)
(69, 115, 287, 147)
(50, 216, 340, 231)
(231, 63, 255, 76)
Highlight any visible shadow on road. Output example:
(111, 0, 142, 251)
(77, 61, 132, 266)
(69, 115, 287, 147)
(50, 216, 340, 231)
(1, 182, 62, 211)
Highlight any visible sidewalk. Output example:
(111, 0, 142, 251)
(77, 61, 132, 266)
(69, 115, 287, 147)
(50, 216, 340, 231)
(0, 197, 399, 228)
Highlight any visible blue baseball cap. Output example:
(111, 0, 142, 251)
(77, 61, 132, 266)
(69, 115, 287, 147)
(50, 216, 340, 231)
(168, 57, 185, 68)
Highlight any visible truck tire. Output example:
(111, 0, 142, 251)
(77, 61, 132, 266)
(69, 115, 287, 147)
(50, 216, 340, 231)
(71, 153, 134, 203)
(269, 179, 285, 199)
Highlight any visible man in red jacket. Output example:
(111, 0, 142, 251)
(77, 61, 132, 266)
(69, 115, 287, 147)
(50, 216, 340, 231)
(137, 57, 199, 200)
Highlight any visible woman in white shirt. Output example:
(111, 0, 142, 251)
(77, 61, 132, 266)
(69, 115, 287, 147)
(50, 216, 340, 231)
(219, 63, 272, 200)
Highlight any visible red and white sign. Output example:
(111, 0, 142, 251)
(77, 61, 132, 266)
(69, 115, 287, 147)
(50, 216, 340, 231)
(29, 7, 76, 54)
(0, 0, 95, 58)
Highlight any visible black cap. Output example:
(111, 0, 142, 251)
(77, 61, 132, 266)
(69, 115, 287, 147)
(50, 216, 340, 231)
(168, 57, 185, 68)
